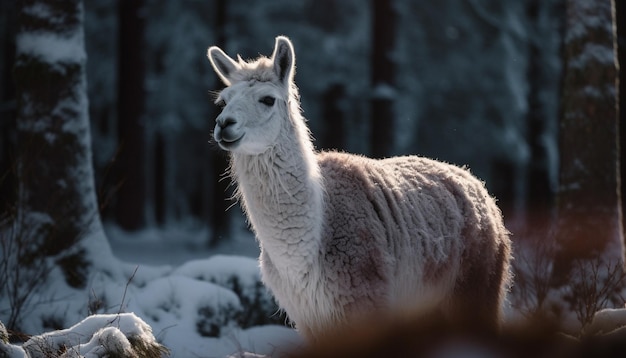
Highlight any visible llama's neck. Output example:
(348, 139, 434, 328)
(231, 119, 324, 274)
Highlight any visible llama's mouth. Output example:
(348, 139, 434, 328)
(218, 133, 244, 150)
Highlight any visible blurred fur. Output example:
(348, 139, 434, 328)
(289, 309, 626, 358)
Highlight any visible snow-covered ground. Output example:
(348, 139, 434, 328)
(0, 223, 303, 357)
(103, 223, 303, 357)
(4, 223, 626, 357)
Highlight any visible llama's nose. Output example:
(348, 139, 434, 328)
(217, 117, 236, 129)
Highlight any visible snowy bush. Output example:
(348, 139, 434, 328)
(562, 259, 626, 329)
(0, 313, 168, 358)
(511, 236, 626, 331)
(510, 236, 560, 320)
(196, 301, 241, 337)
(135, 275, 243, 338)
(175, 255, 285, 328)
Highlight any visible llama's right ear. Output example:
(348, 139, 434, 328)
(271, 36, 295, 86)
(207, 46, 239, 86)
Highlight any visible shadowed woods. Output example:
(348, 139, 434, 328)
(1, 0, 626, 357)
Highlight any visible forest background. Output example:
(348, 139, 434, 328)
(0, 0, 625, 350)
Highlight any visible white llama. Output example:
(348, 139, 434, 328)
(207, 36, 512, 340)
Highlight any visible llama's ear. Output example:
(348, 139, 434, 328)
(207, 46, 240, 86)
(271, 36, 295, 85)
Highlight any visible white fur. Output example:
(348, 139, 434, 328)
(208, 36, 512, 341)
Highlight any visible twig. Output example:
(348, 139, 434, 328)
(118, 265, 139, 316)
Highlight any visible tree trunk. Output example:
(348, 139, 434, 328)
(552, 0, 623, 281)
(321, 83, 347, 150)
(153, 131, 166, 225)
(116, 0, 146, 231)
(519, 0, 565, 244)
(616, 0, 626, 244)
(370, 0, 396, 158)
(13, 0, 104, 289)
(525, 0, 561, 213)
(0, 1, 17, 218)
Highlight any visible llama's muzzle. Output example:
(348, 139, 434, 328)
(214, 116, 243, 149)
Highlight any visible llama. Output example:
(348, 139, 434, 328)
(207, 36, 512, 341)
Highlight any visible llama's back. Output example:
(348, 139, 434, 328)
(317, 151, 511, 326)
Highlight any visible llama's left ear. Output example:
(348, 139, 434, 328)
(207, 46, 240, 86)
(271, 36, 295, 85)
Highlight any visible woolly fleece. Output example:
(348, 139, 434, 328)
(208, 36, 512, 341)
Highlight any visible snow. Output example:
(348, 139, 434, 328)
(67, 326, 133, 358)
(16, 3, 86, 65)
(175, 255, 260, 288)
(0, 223, 301, 357)
(585, 307, 626, 335)
(22, 313, 155, 358)
(564, 0, 611, 43)
(568, 42, 616, 69)
(135, 276, 242, 337)
(5, 221, 626, 357)
(122, 268, 300, 357)
(371, 83, 396, 100)
(15, 32, 86, 64)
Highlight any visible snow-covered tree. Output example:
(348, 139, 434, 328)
(7, 0, 114, 328)
(552, 0, 623, 280)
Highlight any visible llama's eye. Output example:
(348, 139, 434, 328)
(259, 96, 275, 106)
(216, 99, 226, 108)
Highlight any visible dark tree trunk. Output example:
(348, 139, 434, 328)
(154, 131, 165, 225)
(520, 0, 565, 238)
(208, 0, 232, 246)
(552, 0, 623, 281)
(525, 0, 558, 213)
(370, 0, 396, 158)
(116, 0, 146, 230)
(616, 0, 626, 244)
(13, 0, 102, 288)
(0, 1, 17, 218)
(321, 83, 347, 150)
